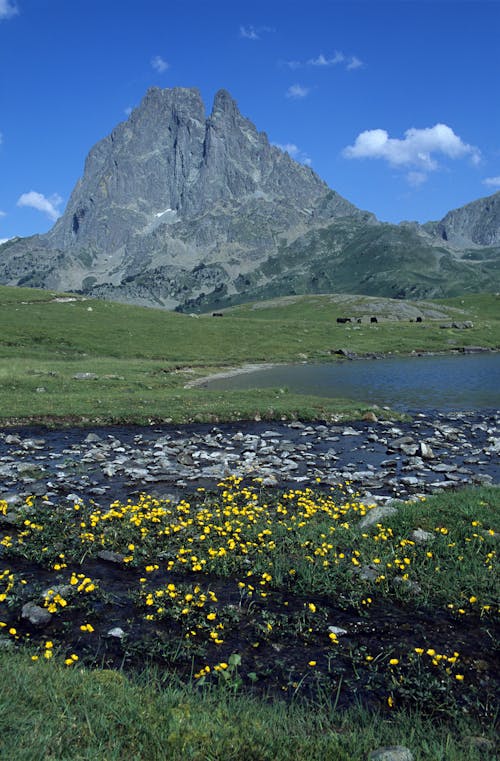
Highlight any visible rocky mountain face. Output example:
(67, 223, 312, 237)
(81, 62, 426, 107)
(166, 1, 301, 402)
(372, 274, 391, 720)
(425, 191, 500, 248)
(0, 87, 498, 310)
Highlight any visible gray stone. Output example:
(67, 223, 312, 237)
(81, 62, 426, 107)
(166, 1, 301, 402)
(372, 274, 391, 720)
(98, 550, 125, 563)
(400, 476, 420, 486)
(84, 433, 103, 443)
(21, 438, 45, 450)
(21, 602, 52, 627)
(419, 442, 435, 459)
(369, 747, 414, 761)
(327, 626, 348, 636)
(177, 452, 195, 466)
(430, 462, 457, 472)
(411, 529, 435, 543)
(66, 493, 83, 503)
(429, 480, 457, 490)
(73, 373, 99, 380)
(342, 427, 361, 436)
(107, 627, 125, 639)
(471, 473, 493, 484)
(358, 505, 398, 529)
(389, 436, 415, 448)
(355, 565, 379, 582)
(400, 444, 418, 456)
(5, 435, 21, 445)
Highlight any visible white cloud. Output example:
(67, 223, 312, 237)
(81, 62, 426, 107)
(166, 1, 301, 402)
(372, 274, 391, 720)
(0, 210, 6, 217)
(286, 51, 362, 70)
(240, 24, 259, 39)
(347, 56, 363, 70)
(482, 176, 500, 188)
(17, 191, 63, 221)
(286, 84, 310, 99)
(124, 106, 133, 116)
(0, 0, 18, 20)
(308, 51, 345, 67)
(0, 238, 11, 245)
(343, 123, 481, 182)
(239, 24, 272, 40)
(151, 55, 169, 73)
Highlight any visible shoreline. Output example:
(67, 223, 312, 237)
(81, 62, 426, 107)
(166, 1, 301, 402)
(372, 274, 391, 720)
(184, 346, 498, 389)
(0, 350, 497, 431)
(184, 362, 281, 388)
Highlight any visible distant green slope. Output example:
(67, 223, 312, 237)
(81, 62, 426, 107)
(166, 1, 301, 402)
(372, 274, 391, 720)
(177, 220, 500, 313)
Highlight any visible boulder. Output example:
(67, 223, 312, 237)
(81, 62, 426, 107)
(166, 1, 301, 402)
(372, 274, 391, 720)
(21, 602, 52, 627)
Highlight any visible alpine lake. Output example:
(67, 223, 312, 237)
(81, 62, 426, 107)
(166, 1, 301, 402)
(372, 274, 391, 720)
(202, 352, 500, 413)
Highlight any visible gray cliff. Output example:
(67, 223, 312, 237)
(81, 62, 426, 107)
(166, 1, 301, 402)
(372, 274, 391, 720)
(428, 191, 500, 248)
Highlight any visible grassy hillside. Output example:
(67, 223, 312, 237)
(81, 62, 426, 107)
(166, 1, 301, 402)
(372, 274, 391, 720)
(0, 286, 498, 425)
(177, 220, 500, 313)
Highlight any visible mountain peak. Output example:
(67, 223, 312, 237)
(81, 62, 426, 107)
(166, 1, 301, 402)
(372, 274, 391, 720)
(136, 86, 206, 121)
(1, 86, 496, 309)
(212, 88, 238, 112)
(433, 190, 500, 248)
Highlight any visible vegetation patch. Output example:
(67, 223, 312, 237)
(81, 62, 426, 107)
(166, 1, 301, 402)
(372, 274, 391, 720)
(0, 483, 497, 740)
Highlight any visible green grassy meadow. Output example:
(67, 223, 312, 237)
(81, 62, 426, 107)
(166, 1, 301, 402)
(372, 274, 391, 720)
(1, 286, 499, 426)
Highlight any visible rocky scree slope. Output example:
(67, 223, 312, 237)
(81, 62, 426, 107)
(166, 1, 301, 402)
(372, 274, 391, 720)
(0, 87, 498, 310)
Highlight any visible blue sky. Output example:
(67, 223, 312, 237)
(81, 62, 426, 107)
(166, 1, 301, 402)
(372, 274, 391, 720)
(1, 0, 499, 242)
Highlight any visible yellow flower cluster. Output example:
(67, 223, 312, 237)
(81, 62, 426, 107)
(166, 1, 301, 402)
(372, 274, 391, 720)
(141, 581, 223, 643)
(414, 646, 460, 671)
(43, 589, 68, 614)
(194, 665, 211, 679)
(73, 478, 380, 587)
(69, 573, 96, 593)
(0, 569, 14, 603)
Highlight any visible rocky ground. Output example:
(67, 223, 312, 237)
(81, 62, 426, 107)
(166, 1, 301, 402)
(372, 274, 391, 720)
(0, 410, 498, 508)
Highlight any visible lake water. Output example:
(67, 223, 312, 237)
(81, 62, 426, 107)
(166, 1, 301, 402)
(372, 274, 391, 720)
(204, 353, 500, 411)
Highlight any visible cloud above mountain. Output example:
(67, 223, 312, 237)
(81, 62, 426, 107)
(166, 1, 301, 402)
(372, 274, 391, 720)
(483, 176, 500, 188)
(151, 55, 169, 73)
(17, 191, 63, 221)
(343, 123, 481, 183)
